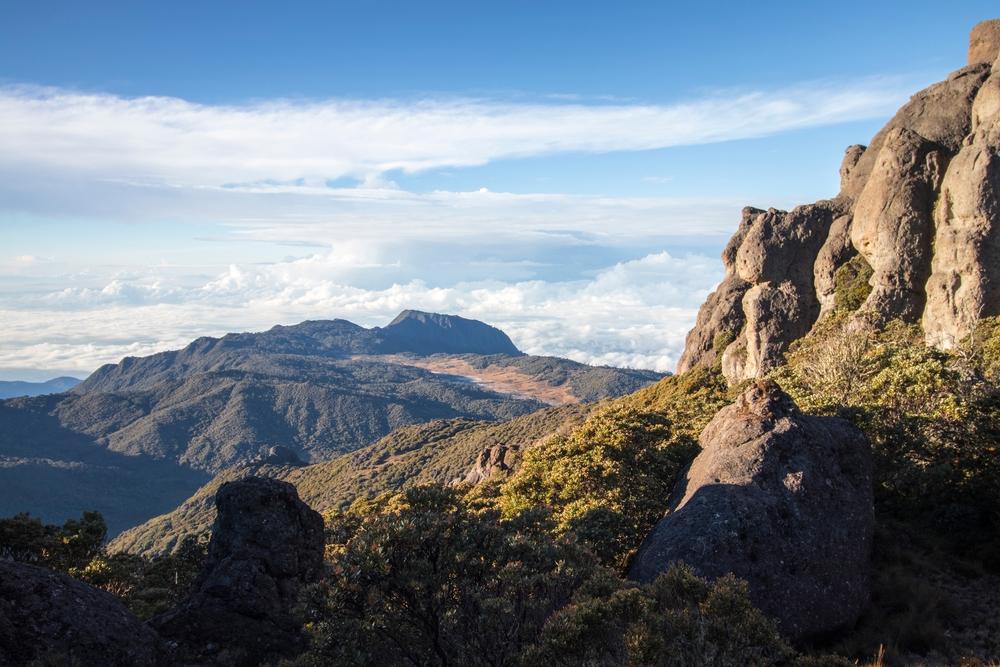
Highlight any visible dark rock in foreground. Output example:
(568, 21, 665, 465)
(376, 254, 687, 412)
(629, 380, 874, 642)
(152, 476, 325, 666)
(0, 560, 161, 666)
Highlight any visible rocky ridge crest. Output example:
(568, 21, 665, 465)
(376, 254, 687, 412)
(679, 21, 1000, 381)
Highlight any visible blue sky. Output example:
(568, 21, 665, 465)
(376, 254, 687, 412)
(0, 1, 997, 379)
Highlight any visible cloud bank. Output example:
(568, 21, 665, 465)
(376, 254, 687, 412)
(0, 249, 720, 377)
(0, 74, 915, 379)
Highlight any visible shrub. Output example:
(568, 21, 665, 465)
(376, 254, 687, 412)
(773, 316, 1000, 564)
(497, 406, 697, 568)
(73, 534, 207, 619)
(833, 254, 873, 312)
(522, 563, 794, 667)
(299, 485, 597, 667)
(0, 511, 106, 571)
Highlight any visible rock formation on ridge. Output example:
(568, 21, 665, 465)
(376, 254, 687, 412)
(679, 21, 1000, 381)
(628, 380, 873, 642)
(151, 477, 325, 666)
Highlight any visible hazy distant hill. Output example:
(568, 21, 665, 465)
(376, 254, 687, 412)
(0, 311, 662, 536)
(0, 376, 80, 399)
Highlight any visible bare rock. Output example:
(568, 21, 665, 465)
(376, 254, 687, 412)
(628, 381, 874, 642)
(151, 476, 324, 666)
(0, 560, 162, 666)
(459, 442, 523, 485)
(737, 280, 816, 380)
(718, 202, 841, 383)
(969, 19, 1000, 66)
(676, 207, 758, 373)
(842, 63, 989, 199)
(839, 144, 867, 194)
(924, 63, 1000, 348)
(677, 23, 997, 379)
(814, 213, 856, 316)
(851, 127, 947, 321)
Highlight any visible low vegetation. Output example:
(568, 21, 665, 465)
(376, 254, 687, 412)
(0, 511, 205, 620)
(4, 315, 999, 665)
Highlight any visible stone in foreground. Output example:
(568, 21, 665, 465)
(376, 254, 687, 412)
(628, 381, 873, 642)
(0, 560, 162, 666)
(151, 476, 325, 666)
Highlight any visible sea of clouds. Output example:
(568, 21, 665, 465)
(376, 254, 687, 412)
(0, 75, 918, 379)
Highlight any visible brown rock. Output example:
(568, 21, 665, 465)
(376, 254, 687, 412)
(628, 381, 874, 642)
(719, 202, 842, 383)
(151, 476, 324, 666)
(814, 213, 856, 316)
(0, 560, 162, 666)
(969, 19, 1000, 66)
(676, 207, 758, 373)
(851, 127, 947, 321)
(459, 442, 523, 485)
(677, 23, 997, 380)
(840, 63, 989, 199)
(924, 62, 1000, 348)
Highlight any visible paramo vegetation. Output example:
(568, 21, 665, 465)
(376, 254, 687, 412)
(3, 315, 999, 664)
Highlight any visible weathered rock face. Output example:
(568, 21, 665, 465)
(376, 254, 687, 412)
(458, 442, 523, 485)
(628, 381, 873, 642)
(970, 19, 1000, 66)
(679, 22, 1000, 379)
(0, 560, 162, 666)
(151, 476, 324, 666)
(851, 127, 946, 321)
(676, 207, 755, 373)
(925, 55, 1000, 348)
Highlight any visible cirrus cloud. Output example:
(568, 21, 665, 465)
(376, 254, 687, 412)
(0, 77, 914, 187)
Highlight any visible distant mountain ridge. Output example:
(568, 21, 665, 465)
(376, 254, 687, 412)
(0, 310, 662, 536)
(0, 377, 80, 399)
(77, 310, 521, 394)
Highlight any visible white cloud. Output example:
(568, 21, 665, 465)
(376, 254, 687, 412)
(0, 249, 720, 377)
(0, 78, 912, 187)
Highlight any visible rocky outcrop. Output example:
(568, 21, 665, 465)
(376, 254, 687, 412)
(851, 127, 945, 321)
(628, 381, 873, 642)
(680, 21, 1000, 379)
(969, 19, 1000, 66)
(250, 445, 306, 467)
(0, 560, 162, 666)
(457, 442, 523, 485)
(676, 208, 755, 373)
(151, 476, 325, 666)
(925, 51, 1000, 347)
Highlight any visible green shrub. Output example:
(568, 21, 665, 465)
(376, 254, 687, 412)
(300, 485, 597, 667)
(0, 511, 106, 571)
(773, 316, 1000, 564)
(73, 534, 206, 619)
(833, 254, 873, 312)
(497, 405, 697, 568)
(522, 563, 793, 667)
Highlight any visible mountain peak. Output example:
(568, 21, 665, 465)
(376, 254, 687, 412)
(380, 311, 521, 356)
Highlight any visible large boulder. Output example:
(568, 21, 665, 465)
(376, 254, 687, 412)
(0, 560, 162, 666)
(151, 476, 325, 666)
(628, 381, 874, 642)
